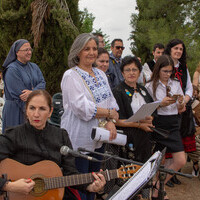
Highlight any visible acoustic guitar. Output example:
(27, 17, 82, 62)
(0, 158, 140, 200)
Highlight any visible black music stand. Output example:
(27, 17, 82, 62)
(107, 150, 164, 200)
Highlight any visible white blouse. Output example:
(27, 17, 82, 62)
(61, 66, 119, 151)
(145, 79, 184, 115)
(131, 92, 146, 114)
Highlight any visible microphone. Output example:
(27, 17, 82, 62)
(60, 146, 100, 162)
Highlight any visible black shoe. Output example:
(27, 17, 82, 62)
(171, 175, 181, 185)
(166, 180, 174, 187)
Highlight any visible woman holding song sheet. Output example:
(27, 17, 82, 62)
(113, 56, 155, 163)
(102, 56, 157, 198)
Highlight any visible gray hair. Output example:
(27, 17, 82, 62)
(68, 33, 97, 68)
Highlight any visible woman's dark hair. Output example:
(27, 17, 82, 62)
(97, 47, 109, 58)
(26, 90, 52, 111)
(165, 39, 186, 66)
(150, 55, 175, 98)
(120, 56, 142, 72)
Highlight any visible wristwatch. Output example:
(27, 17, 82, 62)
(108, 119, 116, 124)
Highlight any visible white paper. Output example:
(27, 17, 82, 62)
(109, 151, 162, 200)
(126, 101, 161, 122)
(91, 127, 127, 146)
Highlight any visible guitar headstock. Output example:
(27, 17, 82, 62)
(117, 164, 141, 180)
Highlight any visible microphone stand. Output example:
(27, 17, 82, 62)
(78, 147, 193, 178)
(79, 148, 193, 200)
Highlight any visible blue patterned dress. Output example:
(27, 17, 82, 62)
(3, 60, 46, 133)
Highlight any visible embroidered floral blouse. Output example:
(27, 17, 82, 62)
(61, 66, 118, 151)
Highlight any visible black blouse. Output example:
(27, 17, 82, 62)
(112, 81, 154, 163)
(0, 122, 87, 199)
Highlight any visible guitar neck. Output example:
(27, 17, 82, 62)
(44, 169, 118, 190)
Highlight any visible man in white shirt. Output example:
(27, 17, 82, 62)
(138, 43, 164, 84)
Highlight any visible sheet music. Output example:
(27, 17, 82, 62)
(109, 151, 162, 200)
(126, 101, 161, 122)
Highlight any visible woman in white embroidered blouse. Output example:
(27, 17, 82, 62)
(60, 33, 119, 200)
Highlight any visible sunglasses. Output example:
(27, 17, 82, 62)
(115, 46, 125, 50)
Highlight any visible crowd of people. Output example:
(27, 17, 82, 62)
(0, 33, 199, 200)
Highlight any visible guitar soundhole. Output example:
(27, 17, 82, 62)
(30, 177, 47, 197)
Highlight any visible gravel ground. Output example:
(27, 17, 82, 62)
(166, 161, 200, 200)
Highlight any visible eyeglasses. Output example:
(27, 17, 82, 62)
(115, 46, 125, 50)
(161, 70, 173, 74)
(18, 48, 33, 52)
(123, 68, 139, 73)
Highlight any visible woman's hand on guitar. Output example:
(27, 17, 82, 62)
(86, 170, 106, 193)
(3, 178, 35, 195)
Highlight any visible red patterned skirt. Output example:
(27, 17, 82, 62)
(166, 135, 196, 158)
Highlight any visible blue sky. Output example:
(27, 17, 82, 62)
(79, 0, 137, 56)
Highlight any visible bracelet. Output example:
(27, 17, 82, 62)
(98, 120, 108, 128)
(107, 109, 111, 119)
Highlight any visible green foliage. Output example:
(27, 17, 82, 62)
(130, 0, 200, 78)
(79, 8, 95, 33)
(0, 0, 81, 95)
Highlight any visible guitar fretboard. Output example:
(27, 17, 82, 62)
(44, 169, 118, 190)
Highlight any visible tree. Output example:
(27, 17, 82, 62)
(79, 8, 95, 33)
(0, 0, 81, 95)
(130, 0, 200, 75)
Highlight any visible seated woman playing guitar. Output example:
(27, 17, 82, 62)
(0, 90, 105, 200)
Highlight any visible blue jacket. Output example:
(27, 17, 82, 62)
(106, 53, 124, 89)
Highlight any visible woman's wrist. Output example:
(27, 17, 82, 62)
(106, 109, 116, 123)
(107, 109, 111, 119)
(107, 118, 116, 124)
(98, 119, 108, 128)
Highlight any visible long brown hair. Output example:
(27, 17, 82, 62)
(150, 55, 175, 98)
